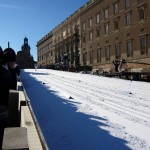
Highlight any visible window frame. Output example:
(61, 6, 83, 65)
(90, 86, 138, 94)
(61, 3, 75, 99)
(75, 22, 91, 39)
(115, 43, 121, 59)
(96, 27, 100, 37)
(96, 13, 100, 24)
(140, 36, 147, 54)
(104, 23, 109, 34)
(89, 50, 93, 64)
(114, 2, 119, 14)
(139, 8, 145, 20)
(125, 13, 131, 26)
(104, 8, 109, 19)
(82, 51, 87, 65)
(89, 18, 92, 28)
(125, 0, 131, 8)
(105, 46, 110, 61)
(89, 31, 93, 41)
(97, 48, 101, 63)
(126, 40, 133, 57)
(82, 22, 86, 31)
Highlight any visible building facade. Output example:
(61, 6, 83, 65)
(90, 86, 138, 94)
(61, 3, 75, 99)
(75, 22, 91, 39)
(17, 37, 35, 69)
(37, 32, 54, 68)
(37, 0, 150, 71)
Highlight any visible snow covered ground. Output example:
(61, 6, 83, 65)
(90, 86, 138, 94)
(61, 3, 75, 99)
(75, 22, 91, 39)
(20, 69, 150, 150)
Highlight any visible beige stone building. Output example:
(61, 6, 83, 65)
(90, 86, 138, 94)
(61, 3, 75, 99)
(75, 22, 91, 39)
(37, 32, 54, 68)
(37, 0, 150, 71)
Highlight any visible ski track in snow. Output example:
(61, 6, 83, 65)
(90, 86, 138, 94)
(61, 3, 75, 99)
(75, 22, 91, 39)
(22, 69, 150, 150)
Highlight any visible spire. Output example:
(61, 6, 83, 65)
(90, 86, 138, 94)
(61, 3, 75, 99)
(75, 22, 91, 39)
(8, 41, 10, 48)
(24, 37, 28, 45)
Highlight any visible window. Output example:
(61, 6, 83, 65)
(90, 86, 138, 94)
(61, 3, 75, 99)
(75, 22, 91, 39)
(96, 27, 100, 37)
(83, 22, 86, 30)
(138, 0, 144, 3)
(104, 8, 109, 19)
(83, 52, 87, 65)
(126, 41, 133, 57)
(125, 13, 131, 26)
(140, 36, 147, 54)
(114, 20, 119, 30)
(51, 51, 53, 56)
(89, 18, 92, 28)
(97, 48, 101, 62)
(82, 34, 86, 43)
(89, 50, 93, 64)
(105, 46, 110, 61)
(115, 44, 121, 59)
(48, 43, 51, 49)
(141, 28, 144, 32)
(68, 28, 71, 36)
(104, 23, 109, 34)
(96, 13, 100, 24)
(114, 2, 119, 14)
(125, 0, 131, 8)
(139, 8, 145, 20)
(89, 31, 93, 41)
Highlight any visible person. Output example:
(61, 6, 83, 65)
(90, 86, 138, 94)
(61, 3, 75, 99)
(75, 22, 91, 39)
(14, 63, 20, 81)
(34, 63, 38, 71)
(112, 60, 120, 72)
(63, 52, 69, 70)
(11, 63, 20, 87)
(3, 48, 19, 90)
(0, 48, 16, 148)
(119, 59, 128, 72)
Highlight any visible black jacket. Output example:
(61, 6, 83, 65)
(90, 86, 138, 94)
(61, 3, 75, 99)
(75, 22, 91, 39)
(0, 65, 13, 106)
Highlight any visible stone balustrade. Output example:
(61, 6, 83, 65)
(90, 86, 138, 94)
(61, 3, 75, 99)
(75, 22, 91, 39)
(2, 81, 48, 150)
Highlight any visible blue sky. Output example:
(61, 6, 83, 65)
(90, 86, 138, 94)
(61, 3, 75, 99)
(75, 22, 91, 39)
(0, 0, 89, 61)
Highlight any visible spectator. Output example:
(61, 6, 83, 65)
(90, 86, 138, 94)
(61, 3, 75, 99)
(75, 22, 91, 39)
(3, 48, 19, 90)
(12, 63, 20, 87)
(112, 60, 120, 72)
(0, 48, 16, 148)
(119, 59, 128, 72)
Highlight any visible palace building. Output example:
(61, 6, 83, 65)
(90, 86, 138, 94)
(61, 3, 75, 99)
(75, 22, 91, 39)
(37, 0, 150, 71)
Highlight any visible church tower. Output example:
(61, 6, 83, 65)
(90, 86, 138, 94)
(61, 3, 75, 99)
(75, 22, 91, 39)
(16, 37, 35, 69)
(21, 37, 30, 56)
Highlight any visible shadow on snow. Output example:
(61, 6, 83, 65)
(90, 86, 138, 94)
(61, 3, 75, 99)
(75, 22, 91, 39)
(21, 70, 131, 150)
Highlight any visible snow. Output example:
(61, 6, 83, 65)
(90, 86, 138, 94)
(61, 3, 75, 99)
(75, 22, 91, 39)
(20, 69, 150, 150)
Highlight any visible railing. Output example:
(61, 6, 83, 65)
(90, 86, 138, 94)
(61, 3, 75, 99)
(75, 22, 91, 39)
(2, 81, 49, 150)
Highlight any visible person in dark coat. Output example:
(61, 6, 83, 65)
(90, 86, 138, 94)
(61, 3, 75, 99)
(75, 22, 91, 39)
(112, 60, 120, 72)
(0, 48, 16, 148)
(3, 48, 19, 90)
(14, 64, 20, 80)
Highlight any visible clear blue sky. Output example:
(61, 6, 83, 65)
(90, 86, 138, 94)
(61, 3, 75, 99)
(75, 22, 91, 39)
(0, 0, 89, 61)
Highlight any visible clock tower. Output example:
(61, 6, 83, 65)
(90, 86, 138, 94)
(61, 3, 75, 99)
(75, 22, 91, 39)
(16, 37, 35, 68)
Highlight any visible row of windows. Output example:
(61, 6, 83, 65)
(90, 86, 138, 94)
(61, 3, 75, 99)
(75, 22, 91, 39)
(82, 1, 145, 31)
(38, 43, 52, 55)
(82, 36, 147, 64)
(82, 9, 145, 42)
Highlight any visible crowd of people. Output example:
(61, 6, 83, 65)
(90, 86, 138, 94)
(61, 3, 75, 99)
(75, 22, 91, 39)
(0, 46, 20, 148)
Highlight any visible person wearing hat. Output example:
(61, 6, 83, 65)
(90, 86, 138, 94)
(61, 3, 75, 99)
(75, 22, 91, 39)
(3, 48, 20, 90)
(0, 47, 16, 148)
